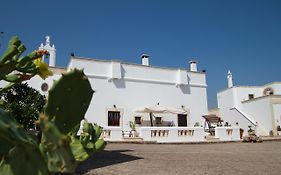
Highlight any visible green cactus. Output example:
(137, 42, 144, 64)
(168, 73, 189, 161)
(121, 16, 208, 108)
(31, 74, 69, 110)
(0, 36, 50, 94)
(44, 69, 94, 134)
(0, 37, 106, 175)
(70, 120, 106, 162)
(39, 114, 76, 173)
(0, 145, 49, 175)
(0, 108, 37, 147)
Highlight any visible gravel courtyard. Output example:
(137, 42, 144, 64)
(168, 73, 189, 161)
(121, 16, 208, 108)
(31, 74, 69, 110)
(77, 141, 281, 175)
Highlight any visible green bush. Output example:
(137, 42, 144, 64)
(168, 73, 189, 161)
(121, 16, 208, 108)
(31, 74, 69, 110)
(0, 83, 46, 130)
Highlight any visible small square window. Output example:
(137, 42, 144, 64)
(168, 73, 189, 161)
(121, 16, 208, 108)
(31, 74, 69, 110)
(248, 94, 254, 99)
(155, 117, 162, 125)
(135, 116, 142, 124)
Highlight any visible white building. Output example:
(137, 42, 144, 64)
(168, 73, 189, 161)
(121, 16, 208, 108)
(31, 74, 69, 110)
(216, 71, 281, 136)
(2, 36, 243, 142)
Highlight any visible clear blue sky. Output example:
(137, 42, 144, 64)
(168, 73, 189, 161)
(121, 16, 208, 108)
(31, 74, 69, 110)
(1, 0, 281, 108)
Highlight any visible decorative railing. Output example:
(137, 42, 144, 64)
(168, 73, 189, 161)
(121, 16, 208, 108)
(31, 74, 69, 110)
(139, 127, 205, 143)
(178, 129, 194, 136)
(102, 127, 123, 141)
(215, 127, 240, 141)
(151, 130, 169, 137)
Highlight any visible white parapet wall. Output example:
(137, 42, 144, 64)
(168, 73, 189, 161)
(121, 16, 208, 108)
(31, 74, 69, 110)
(102, 127, 123, 141)
(215, 127, 240, 141)
(139, 127, 206, 143)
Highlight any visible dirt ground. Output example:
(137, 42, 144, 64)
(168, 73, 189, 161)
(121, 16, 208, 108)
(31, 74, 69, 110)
(77, 141, 281, 175)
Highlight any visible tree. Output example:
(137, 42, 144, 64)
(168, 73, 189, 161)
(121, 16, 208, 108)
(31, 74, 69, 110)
(0, 83, 46, 130)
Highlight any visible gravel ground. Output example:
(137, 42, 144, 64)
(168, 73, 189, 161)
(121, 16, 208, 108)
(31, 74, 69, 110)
(77, 141, 281, 175)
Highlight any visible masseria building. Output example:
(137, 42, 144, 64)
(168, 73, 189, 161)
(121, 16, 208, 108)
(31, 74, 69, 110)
(27, 36, 216, 141)
(2, 36, 243, 142)
(213, 71, 281, 136)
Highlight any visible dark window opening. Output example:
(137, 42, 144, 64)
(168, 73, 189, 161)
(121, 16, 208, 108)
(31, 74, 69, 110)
(155, 117, 162, 125)
(248, 94, 254, 99)
(108, 111, 120, 126)
(178, 114, 187, 127)
(135, 116, 141, 125)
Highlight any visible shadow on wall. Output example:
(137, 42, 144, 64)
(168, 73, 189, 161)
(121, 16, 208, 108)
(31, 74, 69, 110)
(112, 65, 126, 88)
(112, 79, 126, 88)
(76, 149, 143, 174)
(178, 74, 191, 94)
(179, 85, 191, 94)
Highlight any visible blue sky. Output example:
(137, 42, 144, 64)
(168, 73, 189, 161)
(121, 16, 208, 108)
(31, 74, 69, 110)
(1, 0, 281, 108)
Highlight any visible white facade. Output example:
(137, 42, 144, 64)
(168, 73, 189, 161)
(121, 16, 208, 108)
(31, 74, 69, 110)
(27, 56, 210, 142)
(1, 36, 245, 142)
(67, 56, 208, 130)
(216, 72, 281, 136)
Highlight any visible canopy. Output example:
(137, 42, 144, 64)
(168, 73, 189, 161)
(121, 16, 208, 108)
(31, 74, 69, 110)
(202, 114, 222, 123)
(202, 114, 222, 135)
(135, 104, 189, 126)
(135, 104, 189, 115)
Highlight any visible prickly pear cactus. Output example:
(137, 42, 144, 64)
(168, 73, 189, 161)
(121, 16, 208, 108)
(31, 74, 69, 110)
(39, 114, 76, 173)
(45, 69, 94, 134)
(0, 109, 48, 175)
(0, 145, 49, 175)
(70, 120, 106, 162)
(0, 109, 37, 147)
(0, 36, 49, 84)
(0, 36, 51, 95)
(0, 37, 106, 175)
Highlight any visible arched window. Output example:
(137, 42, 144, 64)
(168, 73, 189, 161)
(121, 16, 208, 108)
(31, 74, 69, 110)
(263, 87, 274, 96)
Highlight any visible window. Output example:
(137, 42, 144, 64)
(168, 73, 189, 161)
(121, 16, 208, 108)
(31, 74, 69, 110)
(45, 52, 50, 58)
(41, 83, 49, 92)
(135, 116, 142, 125)
(108, 111, 120, 126)
(263, 87, 274, 95)
(178, 114, 187, 127)
(248, 94, 254, 99)
(155, 117, 162, 125)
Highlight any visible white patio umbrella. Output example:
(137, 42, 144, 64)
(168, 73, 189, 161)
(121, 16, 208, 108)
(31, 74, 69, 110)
(135, 104, 189, 126)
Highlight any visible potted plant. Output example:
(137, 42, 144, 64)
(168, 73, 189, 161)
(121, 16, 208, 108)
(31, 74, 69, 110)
(129, 121, 137, 137)
(194, 122, 200, 127)
(248, 126, 255, 136)
(277, 125, 281, 135)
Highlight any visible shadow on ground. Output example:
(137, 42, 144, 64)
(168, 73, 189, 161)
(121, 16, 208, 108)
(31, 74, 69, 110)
(76, 149, 142, 175)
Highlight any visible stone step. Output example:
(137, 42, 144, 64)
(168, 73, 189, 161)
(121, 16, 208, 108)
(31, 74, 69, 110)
(205, 136, 220, 141)
(122, 137, 144, 142)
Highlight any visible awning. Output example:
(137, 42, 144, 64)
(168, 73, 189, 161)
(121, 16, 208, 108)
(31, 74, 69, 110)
(135, 104, 189, 127)
(202, 114, 222, 123)
(135, 104, 189, 115)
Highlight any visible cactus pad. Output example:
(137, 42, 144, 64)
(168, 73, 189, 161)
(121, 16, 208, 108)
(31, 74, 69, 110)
(70, 120, 106, 162)
(45, 69, 94, 134)
(39, 115, 76, 173)
(0, 108, 37, 147)
(0, 146, 49, 175)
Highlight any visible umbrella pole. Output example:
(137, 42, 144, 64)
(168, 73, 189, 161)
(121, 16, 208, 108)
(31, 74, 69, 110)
(149, 112, 153, 126)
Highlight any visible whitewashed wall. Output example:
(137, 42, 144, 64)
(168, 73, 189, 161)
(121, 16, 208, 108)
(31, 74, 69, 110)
(68, 57, 208, 130)
(273, 104, 281, 129)
(241, 96, 272, 135)
(234, 87, 263, 109)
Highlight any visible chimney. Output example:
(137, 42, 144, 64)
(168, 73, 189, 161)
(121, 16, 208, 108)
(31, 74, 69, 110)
(141, 54, 149, 66)
(189, 60, 197, 72)
(227, 70, 233, 88)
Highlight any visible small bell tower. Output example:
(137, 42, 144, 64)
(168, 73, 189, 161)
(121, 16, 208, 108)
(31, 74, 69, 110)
(39, 36, 56, 67)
